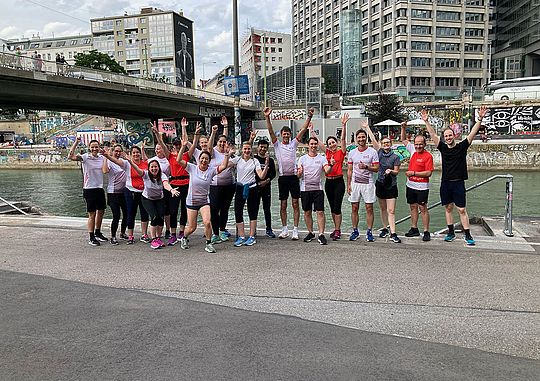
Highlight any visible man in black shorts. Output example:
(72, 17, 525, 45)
(423, 106, 488, 245)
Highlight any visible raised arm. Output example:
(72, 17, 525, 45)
(309, 123, 326, 151)
(102, 149, 125, 168)
(340, 113, 349, 153)
(208, 125, 218, 158)
(221, 115, 229, 138)
(296, 107, 314, 142)
(217, 146, 231, 173)
(187, 122, 202, 158)
(400, 121, 408, 146)
(421, 109, 439, 147)
(152, 123, 170, 157)
(125, 155, 144, 177)
(68, 136, 82, 161)
(140, 141, 148, 161)
(102, 147, 110, 174)
(264, 107, 277, 144)
(466, 105, 488, 144)
(363, 121, 380, 151)
(255, 155, 270, 178)
(247, 128, 258, 146)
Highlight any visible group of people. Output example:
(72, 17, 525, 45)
(69, 104, 488, 252)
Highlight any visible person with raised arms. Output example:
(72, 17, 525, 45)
(102, 143, 128, 245)
(264, 106, 313, 240)
(150, 124, 173, 240)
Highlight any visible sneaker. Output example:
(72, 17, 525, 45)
(379, 228, 389, 238)
(219, 231, 229, 242)
(444, 233, 456, 242)
(405, 227, 421, 237)
(88, 238, 100, 246)
(422, 231, 431, 242)
(119, 233, 129, 240)
(266, 228, 276, 238)
(212, 234, 223, 244)
(165, 230, 171, 239)
(140, 234, 151, 243)
(318, 234, 328, 245)
(110, 237, 119, 246)
(180, 237, 189, 249)
(150, 238, 161, 250)
(291, 228, 299, 240)
(157, 237, 166, 247)
(464, 236, 476, 246)
(205, 242, 216, 253)
(234, 237, 246, 247)
(127, 236, 135, 245)
(366, 229, 375, 242)
(278, 227, 289, 239)
(177, 231, 184, 240)
(389, 233, 401, 243)
(95, 232, 108, 242)
(349, 229, 360, 241)
(244, 236, 257, 246)
(303, 232, 316, 242)
(329, 230, 336, 239)
(333, 230, 341, 240)
(167, 234, 178, 246)
(222, 230, 232, 238)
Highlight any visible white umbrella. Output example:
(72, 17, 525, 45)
(374, 119, 402, 138)
(407, 118, 426, 126)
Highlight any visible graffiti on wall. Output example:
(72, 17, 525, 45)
(480, 106, 540, 135)
(271, 109, 306, 120)
(125, 120, 154, 147)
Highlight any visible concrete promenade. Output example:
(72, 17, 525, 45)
(0, 214, 539, 380)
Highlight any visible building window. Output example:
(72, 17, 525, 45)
(464, 28, 484, 37)
(411, 77, 431, 86)
(411, 9, 431, 19)
(464, 59, 482, 69)
(139, 18, 147, 23)
(411, 25, 431, 35)
(383, 60, 392, 70)
(437, 11, 460, 21)
(436, 42, 460, 51)
(411, 57, 431, 67)
(465, 0, 484, 5)
(435, 77, 458, 87)
(464, 78, 480, 87)
(436, 58, 459, 68)
(436, 27, 460, 36)
(395, 57, 407, 67)
(464, 43, 482, 52)
(465, 13, 483, 22)
(411, 41, 431, 50)
(371, 48, 379, 58)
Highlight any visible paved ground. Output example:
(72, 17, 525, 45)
(0, 215, 539, 379)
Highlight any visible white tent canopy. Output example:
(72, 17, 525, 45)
(374, 119, 402, 126)
(407, 118, 426, 126)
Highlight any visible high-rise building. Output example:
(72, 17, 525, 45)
(240, 28, 292, 100)
(491, 0, 540, 80)
(292, 0, 492, 100)
(91, 7, 195, 87)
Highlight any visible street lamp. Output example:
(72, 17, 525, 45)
(232, 0, 241, 145)
(201, 61, 217, 87)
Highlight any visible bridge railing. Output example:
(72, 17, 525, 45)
(0, 51, 257, 109)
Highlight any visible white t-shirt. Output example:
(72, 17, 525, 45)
(142, 171, 168, 200)
(274, 138, 299, 176)
(185, 162, 218, 206)
(347, 146, 379, 185)
(81, 153, 104, 189)
(106, 161, 126, 193)
(149, 155, 170, 177)
(297, 153, 328, 191)
(210, 148, 234, 186)
(230, 156, 261, 186)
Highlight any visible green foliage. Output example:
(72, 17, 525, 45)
(74, 50, 127, 74)
(365, 91, 406, 125)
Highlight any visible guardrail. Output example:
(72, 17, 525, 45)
(0, 51, 256, 109)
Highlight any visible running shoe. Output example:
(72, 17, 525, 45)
(119, 233, 129, 240)
(266, 228, 276, 238)
(88, 238, 100, 246)
(379, 228, 389, 238)
(333, 230, 341, 240)
(366, 229, 375, 242)
(127, 236, 135, 245)
(219, 231, 229, 242)
(318, 234, 328, 245)
(140, 234, 151, 243)
(177, 231, 184, 240)
(205, 242, 216, 253)
(180, 237, 189, 249)
(95, 232, 109, 242)
(110, 237, 119, 246)
(444, 233, 456, 242)
(157, 237, 166, 247)
(389, 233, 402, 243)
(150, 238, 161, 250)
(244, 236, 257, 246)
(303, 232, 316, 242)
(329, 230, 336, 239)
(405, 227, 420, 237)
(422, 231, 431, 242)
(234, 237, 246, 247)
(291, 227, 299, 240)
(464, 236, 476, 246)
(165, 230, 171, 239)
(167, 234, 178, 246)
(278, 227, 289, 239)
(349, 229, 360, 241)
(211, 234, 222, 244)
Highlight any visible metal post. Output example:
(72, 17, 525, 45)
(232, 0, 241, 145)
(504, 176, 514, 237)
(263, 33, 267, 107)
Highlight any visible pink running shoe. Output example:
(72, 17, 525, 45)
(157, 237, 166, 247)
(150, 238, 161, 250)
(333, 230, 341, 241)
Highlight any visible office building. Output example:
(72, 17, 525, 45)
(240, 28, 292, 100)
(292, 0, 492, 100)
(91, 7, 195, 87)
(203, 65, 235, 94)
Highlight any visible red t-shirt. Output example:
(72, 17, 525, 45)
(168, 152, 191, 186)
(407, 150, 434, 186)
(325, 148, 346, 177)
(126, 160, 148, 192)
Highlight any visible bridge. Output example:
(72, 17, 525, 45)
(0, 52, 259, 120)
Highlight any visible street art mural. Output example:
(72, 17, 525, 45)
(125, 120, 154, 147)
(480, 106, 540, 135)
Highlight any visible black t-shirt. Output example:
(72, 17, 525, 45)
(254, 155, 276, 183)
(437, 139, 470, 181)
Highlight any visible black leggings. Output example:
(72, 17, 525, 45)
(168, 184, 189, 229)
(234, 185, 260, 223)
(325, 177, 345, 215)
(107, 192, 127, 237)
(209, 184, 235, 235)
(141, 197, 165, 227)
(258, 185, 272, 229)
(124, 189, 149, 229)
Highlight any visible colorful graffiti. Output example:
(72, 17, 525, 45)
(125, 120, 154, 147)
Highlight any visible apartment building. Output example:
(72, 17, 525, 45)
(5, 35, 92, 64)
(240, 28, 292, 100)
(91, 7, 195, 87)
(292, 0, 492, 100)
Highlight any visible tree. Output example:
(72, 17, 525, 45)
(74, 50, 127, 74)
(365, 91, 406, 126)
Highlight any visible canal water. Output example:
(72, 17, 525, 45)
(0, 169, 538, 233)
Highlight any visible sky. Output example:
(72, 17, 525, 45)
(0, 0, 292, 81)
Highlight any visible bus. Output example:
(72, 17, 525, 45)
(484, 76, 540, 101)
